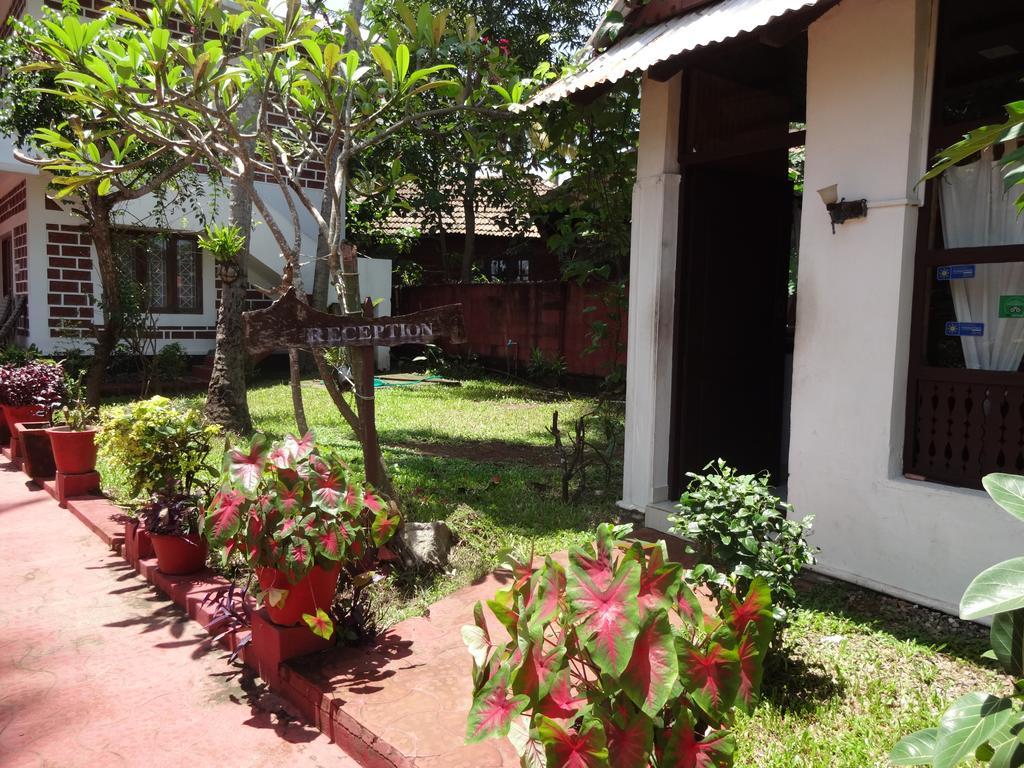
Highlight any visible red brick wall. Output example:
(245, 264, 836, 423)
(46, 223, 95, 338)
(0, 182, 26, 226)
(44, 221, 276, 343)
(395, 281, 627, 378)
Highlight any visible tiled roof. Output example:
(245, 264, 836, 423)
(374, 192, 542, 239)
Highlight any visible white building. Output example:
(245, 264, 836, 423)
(533, 0, 1024, 614)
(0, 0, 390, 359)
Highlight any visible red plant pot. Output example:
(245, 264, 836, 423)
(150, 533, 209, 575)
(256, 563, 341, 627)
(46, 426, 98, 475)
(3, 404, 43, 431)
(16, 422, 56, 479)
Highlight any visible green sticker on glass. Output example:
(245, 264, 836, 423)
(1000, 295, 1024, 319)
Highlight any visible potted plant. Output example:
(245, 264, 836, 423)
(205, 431, 399, 639)
(16, 420, 56, 480)
(98, 396, 220, 559)
(46, 376, 99, 475)
(463, 523, 775, 763)
(138, 494, 209, 574)
(199, 224, 246, 284)
(0, 361, 64, 456)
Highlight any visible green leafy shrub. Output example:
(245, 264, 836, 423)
(463, 523, 774, 765)
(97, 395, 220, 498)
(669, 459, 815, 623)
(154, 342, 189, 382)
(0, 344, 44, 367)
(204, 431, 399, 640)
(526, 346, 567, 382)
(891, 473, 1024, 767)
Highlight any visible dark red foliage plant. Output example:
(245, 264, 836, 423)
(0, 361, 65, 409)
(463, 523, 774, 767)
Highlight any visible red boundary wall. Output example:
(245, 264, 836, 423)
(394, 281, 626, 378)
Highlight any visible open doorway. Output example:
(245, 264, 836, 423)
(1, 234, 12, 298)
(669, 31, 806, 497)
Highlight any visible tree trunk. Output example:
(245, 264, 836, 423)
(289, 347, 308, 435)
(204, 270, 253, 434)
(84, 189, 119, 407)
(311, 148, 337, 312)
(204, 100, 256, 435)
(459, 163, 478, 283)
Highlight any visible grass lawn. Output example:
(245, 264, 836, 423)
(98, 375, 1010, 767)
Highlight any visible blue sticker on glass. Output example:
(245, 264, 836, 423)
(945, 321, 985, 337)
(937, 265, 976, 280)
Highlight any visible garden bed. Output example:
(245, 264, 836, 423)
(64, 377, 1014, 766)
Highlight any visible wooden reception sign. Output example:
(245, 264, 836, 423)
(242, 287, 466, 356)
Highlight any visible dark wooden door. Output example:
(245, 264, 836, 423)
(671, 151, 792, 493)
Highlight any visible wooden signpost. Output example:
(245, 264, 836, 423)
(242, 287, 466, 488)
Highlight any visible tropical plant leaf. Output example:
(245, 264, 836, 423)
(889, 728, 938, 765)
(371, 508, 400, 546)
(509, 715, 546, 768)
(984, 473, 1024, 523)
(285, 430, 316, 461)
(205, 490, 245, 545)
(678, 640, 740, 719)
(513, 639, 565, 703)
(226, 434, 268, 495)
(488, 586, 520, 640)
(536, 669, 586, 720)
(538, 716, 608, 768)
(463, 603, 494, 667)
(661, 707, 734, 767)
(567, 558, 641, 677)
(620, 609, 678, 717)
(313, 472, 345, 509)
(605, 707, 653, 768)
(264, 586, 288, 609)
(526, 557, 566, 633)
(638, 561, 682, 618)
(932, 692, 1015, 768)
(990, 729, 1024, 768)
(317, 527, 343, 560)
(462, 624, 494, 668)
(991, 608, 1024, 677)
(733, 631, 765, 713)
(722, 578, 774, 653)
(466, 668, 530, 744)
(302, 609, 334, 640)
(961, 558, 1024, 620)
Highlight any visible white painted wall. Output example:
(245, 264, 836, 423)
(786, 0, 1022, 615)
(20, 172, 393, 365)
(623, 0, 1021, 615)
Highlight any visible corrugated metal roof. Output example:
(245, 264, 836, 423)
(527, 0, 826, 107)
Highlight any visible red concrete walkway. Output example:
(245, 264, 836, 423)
(0, 461, 358, 768)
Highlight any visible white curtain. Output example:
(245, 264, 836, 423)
(938, 146, 1024, 371)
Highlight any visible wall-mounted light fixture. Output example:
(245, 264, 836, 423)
(817, 184, 868, 234)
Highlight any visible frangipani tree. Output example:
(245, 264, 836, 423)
(1, 13, 206, 405)
(22, 0, 527, 491)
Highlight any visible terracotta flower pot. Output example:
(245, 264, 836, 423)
(46, 426, 98, 475)
(16, 422, 55, 479)
(4, 405, 44, 457)
(256, 563, 341, 627)
(150, 533, 208, 575)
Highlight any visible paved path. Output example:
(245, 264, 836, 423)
(0, 461, 357, 768)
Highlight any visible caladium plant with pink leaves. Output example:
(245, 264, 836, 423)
(205, 431, 399, 639)
(463, 523, 773, 767)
